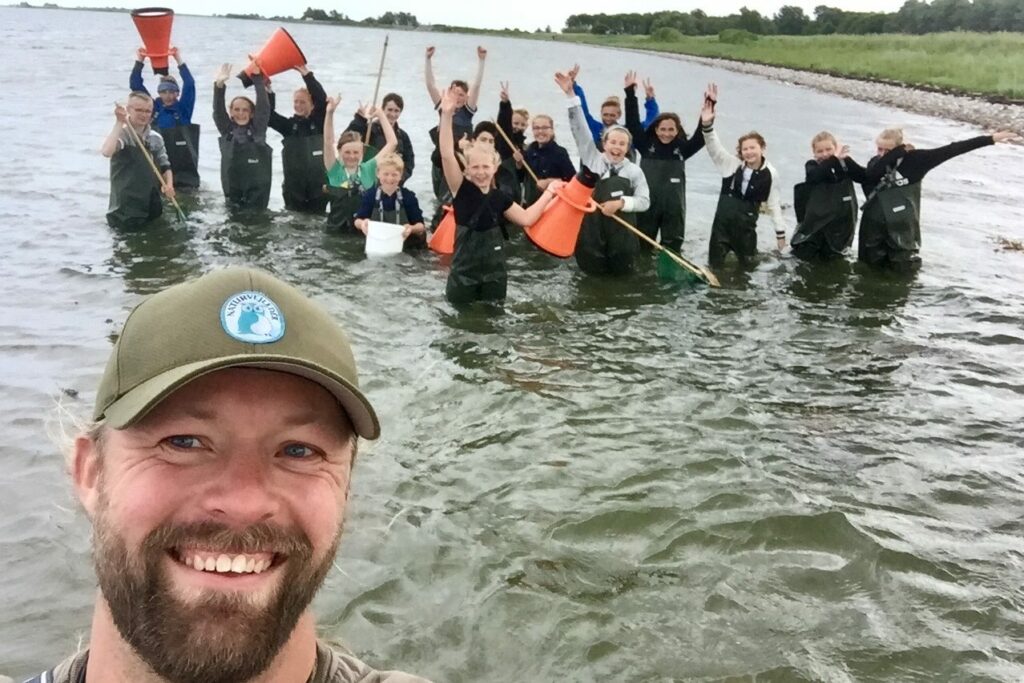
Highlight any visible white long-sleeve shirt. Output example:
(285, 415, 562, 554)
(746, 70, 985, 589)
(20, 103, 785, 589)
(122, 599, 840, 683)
(566, 96, 650, 214)
(703, 125, 786, 238)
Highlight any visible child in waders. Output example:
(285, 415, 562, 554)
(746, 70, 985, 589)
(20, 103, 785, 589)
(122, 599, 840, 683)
(345, 93, 415, 184)
(625, 77, 706, 254)
(859, 127, 1019, 271)
(495, 82, 528, 203)
(322, 97, 398, 233)
(570, 64, 659, 147)
(521, 114, 576, 205)
(130, 46, 199, 190)
(438, 87, 564, 305)
(557, 69, 651, 276)
(790, 132, 866, 261)
(267, 65, 328, 213)
(101, 93, 176, 229)
(213, 62, 272, 211)
(701, 84, 786, 267)
(354, 153, 427, 250)
(425, 45, 487, 201)
(471, 121, 521, 209)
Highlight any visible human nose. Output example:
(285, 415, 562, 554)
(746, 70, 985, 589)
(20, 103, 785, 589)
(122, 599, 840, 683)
(199, 450, 281, 527)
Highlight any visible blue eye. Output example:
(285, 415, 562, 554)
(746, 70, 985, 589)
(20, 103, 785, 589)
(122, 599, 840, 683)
(282, 443, 317, 459)
(166, 435, 202, 449)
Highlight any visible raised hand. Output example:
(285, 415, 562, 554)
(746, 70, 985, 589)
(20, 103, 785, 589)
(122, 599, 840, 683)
(837, 144, 851, 159)
(477, 45, 488, 60)
(214, 63, 232, 87)
(643, 77, 655, 99)
(623, 70, 638, 90)
(325, 95, 340, 113)
(700, 96, 715, 126)
(439, 86, 458, 115)
(425, 46, 435, 59)
(704, 82, 718, 106)
(568, 63, 580, 83)
(554, 71, 574, 95)
(169, 46, 180, 63)
(457, 132, 471, 151)
(295, 64, 310, 76)
(136, 47, 147, 62)
(500, 80, 510, 102)
(114, 103, 127, 123)
(993, 130, 1021, 143)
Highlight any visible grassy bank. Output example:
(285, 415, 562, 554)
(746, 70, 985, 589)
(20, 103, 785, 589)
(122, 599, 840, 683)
(554, 32, 1024, 101)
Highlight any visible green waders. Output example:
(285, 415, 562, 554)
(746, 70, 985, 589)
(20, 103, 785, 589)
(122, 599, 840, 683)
(107, 142, 162, 229)
(790, 179, 858, 260)
(445, 202, 506, 304)
(160, 123, 200, 190)
(281, 134, 328, 213)
(708, 193, 759, 267)
(324, 181, 363, 234)
(575, 174, 638, 276)
(521, 173, 540, 207)
(370, 189, 426, 251)
(220, 139, 272, 211)
(858, 181, 922, 269)
(497, 157, 522, 205)
(638, 156, 686, 252)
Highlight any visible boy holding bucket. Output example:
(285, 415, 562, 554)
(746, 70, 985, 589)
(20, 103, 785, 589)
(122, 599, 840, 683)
(354, 154, 427, 250)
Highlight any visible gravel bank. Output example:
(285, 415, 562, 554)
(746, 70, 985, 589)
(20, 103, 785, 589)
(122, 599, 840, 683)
(626, 48, 1024, 134)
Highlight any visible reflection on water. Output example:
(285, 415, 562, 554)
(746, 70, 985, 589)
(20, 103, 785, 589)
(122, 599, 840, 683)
(2, 6, 1024, 682)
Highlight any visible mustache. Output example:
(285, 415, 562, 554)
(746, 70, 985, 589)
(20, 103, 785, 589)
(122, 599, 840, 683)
(141, 520, 313, 557)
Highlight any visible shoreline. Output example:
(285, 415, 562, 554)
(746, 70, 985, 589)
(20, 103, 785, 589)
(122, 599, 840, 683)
(565, 42, 1024, 135)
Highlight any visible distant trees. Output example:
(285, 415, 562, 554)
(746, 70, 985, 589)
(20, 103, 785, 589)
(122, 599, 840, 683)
(299, 8, 419, 27)
(563, 1, 1024, 36)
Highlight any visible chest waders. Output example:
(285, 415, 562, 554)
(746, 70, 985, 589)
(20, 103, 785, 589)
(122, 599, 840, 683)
(107, 142, 162, 229)
(497, 157, 521, 204)
(160, 122, 200, 190)
(708, 186, 759, 267)
(371, 189, 425, 250)
(281, 134, 328, 213)
(219, 138, 272, 211)
(858, 179, 922, 268)
(574, 174, 638, 276)
(638, 154, 686, 252)
(790, 179, 858, 260)
(521, 173, 540, 206)
(324, 177, 363, 234)
(445, 200, 506, 305)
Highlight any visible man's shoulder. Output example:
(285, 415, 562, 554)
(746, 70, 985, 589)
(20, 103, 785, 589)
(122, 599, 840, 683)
(22, 649, 88, 683)
(315, 641, 432, 683)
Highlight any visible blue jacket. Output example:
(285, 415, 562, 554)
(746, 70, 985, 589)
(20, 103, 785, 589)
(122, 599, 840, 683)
(573, 81, 657, 145)
(130, 60, 196, 128)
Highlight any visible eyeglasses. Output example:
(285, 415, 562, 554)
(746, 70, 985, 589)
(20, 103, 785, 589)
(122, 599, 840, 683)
(532, 126, 553, 131)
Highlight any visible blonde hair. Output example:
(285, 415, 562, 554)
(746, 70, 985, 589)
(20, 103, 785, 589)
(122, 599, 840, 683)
(337, 130, 363, 150)
(811, 131, 837, 150)
(532, 114, 553, 128)
(513, 108, 529, 121)
(601, 125, 632, 145)
(600, 96, 621, 111)
(878, 127, 904, 146)
(465, 141, 500, 167)
(375, 152, 405, 173)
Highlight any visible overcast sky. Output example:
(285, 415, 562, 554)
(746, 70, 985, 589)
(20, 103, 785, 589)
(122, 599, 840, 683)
(55, 0, 910, 31)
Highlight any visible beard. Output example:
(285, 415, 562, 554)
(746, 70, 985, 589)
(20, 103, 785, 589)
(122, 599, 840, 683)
(92, 505, 339, 683)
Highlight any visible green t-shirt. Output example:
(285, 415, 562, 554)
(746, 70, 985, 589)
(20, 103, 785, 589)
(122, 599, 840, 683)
(326, 157, 377, 190)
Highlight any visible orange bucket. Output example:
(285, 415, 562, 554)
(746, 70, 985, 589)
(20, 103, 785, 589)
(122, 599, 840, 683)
(239, 28, 307, 87)
(428, 205, 456, 255)
(525, 177, 596, 258)
(131, 7, 174, 75)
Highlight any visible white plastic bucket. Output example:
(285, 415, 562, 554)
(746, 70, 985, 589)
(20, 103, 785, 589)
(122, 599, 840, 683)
(364, 220, 404, 257)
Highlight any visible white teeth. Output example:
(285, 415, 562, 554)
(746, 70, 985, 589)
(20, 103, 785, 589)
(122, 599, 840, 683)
(180, 551, 272, 574)
(230, 555, 247, 573)
(246, 557, 256, 573)
(204, 557, 216, 571)
(216, 555, 232, 572)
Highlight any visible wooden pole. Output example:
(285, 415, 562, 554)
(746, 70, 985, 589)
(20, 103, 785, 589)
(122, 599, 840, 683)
(365, 35, 390, 145)
(117, 103, 186, 222)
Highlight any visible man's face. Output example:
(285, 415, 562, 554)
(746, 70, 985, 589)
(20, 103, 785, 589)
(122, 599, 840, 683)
(78, 368, 354, 683)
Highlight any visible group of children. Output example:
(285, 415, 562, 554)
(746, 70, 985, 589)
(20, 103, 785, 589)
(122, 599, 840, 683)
(103, 41, 1020, 305)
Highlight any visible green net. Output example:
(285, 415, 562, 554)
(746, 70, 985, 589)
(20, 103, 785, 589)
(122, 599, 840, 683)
(656, 250, 705, 285)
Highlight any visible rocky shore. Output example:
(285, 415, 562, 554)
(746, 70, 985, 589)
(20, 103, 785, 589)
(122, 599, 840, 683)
(636, 49, 1024, 135)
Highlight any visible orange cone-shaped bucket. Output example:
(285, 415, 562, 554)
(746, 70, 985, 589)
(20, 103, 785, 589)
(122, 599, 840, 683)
(429, 205, 456, 255)
(131, 7, 174, 75)
(525, 177, 596, 258)
(239, 28, 307, 88)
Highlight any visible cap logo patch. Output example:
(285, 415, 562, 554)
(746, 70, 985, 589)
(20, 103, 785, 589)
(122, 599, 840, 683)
(220, 291, 285, 344)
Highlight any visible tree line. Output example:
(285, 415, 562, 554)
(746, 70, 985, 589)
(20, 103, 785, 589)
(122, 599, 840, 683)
(299, 8, 420, 27)
(564, 0, 1024, 36)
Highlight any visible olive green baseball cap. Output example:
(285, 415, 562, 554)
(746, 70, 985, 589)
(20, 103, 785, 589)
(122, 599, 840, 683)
(93, 267, 380, 439)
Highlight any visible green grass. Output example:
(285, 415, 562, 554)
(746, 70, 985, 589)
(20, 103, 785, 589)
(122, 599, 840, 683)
(554, 32, 1024, 100)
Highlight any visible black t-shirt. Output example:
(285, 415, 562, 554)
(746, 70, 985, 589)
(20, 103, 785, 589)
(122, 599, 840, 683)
(452, 182, 514, 231)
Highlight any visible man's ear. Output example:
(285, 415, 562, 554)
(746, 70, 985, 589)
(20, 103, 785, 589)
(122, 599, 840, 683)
(73, 435, 102, 518)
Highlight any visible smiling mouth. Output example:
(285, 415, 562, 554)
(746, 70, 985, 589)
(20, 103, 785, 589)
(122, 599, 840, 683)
(171, 548, 280, 575)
